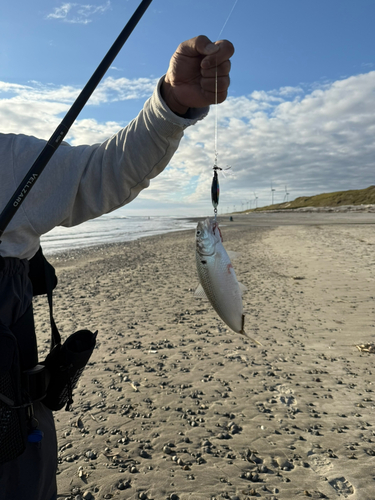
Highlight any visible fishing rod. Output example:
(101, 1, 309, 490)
(0, 0, 153, 241)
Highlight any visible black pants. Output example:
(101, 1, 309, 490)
(0, 257, 57, 500)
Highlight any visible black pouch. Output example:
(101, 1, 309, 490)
(28, 246, 57, 297)
(42, 329, 97, 411)
(0, 323, 28, 465)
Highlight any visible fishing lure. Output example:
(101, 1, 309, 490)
(211, 161, 230, 222)
(211, 164, 221, 216)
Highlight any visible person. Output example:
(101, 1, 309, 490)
(0, 35, 234, 500)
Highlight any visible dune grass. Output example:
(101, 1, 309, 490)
(250, 185, 375, 212)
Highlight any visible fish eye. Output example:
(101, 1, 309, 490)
(196, 230, 201, 236)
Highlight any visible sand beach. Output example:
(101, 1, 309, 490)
(33, 212, 375, 500)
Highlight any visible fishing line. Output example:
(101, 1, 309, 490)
(211, 0, 239, 222)
(217, 0, 239, 39)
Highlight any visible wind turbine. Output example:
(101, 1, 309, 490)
(253, 192, 258, 209)
(283, 185, 290, 202)
(271, 183, 276, 205)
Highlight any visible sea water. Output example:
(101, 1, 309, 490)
(40, 212, 196, 254)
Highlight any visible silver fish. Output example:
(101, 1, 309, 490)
(195, 218, 261, 345)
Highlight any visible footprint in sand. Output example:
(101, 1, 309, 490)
(329, 477, 354, 497)
(275, 384, 297, 406)
(310, 454, 333, 474)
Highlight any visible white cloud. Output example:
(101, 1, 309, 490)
(0, 76, 157, 140)
(163, 70, 375, 212)
(0, 77, 157, 107)
(66, 119, 122, 145)
(1, 71, 375, 214)
(90, 77, 157, 104)
(46, 1, 111, 24)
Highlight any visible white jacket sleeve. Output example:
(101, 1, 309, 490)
(1, 78, 208, 258)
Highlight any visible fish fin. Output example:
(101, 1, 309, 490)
(240, 314, 263, 346)
(238, 282, 247, 295)
(194, 284, 209, 300)
(227, 250, 241, 260)
(241, 332, 263, 346)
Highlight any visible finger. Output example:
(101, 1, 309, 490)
(200, 88, 229, 105)
(201, 60, 231, 79)
(201, 75, 231, 96)
(201, 39, 235, 70)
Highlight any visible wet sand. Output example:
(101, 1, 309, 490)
(33, 213, 375, 500)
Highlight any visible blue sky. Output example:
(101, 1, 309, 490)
(1, 0, 375, 215)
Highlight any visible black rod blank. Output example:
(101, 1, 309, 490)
(0, 0, 153, 239)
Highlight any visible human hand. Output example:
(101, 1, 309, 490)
(161, 35, 235, 116)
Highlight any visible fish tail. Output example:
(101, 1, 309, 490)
(240, 314, 263, 346)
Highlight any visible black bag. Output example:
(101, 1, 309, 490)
(0, 323, 28, 465)
(32, 247, 98, 412)
(42, 329, 97, 411)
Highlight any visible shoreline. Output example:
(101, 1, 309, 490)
(43, 210, 375, 260)
(32, 217, 375, 500)
(40, 216, 199, 257)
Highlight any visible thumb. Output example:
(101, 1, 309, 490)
(194, 35, 220, 56)
(178, 35, 219, 57)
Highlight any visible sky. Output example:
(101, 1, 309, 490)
(1, 0, 375, 216)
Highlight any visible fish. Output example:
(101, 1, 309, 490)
(195, 218, 261, 345)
